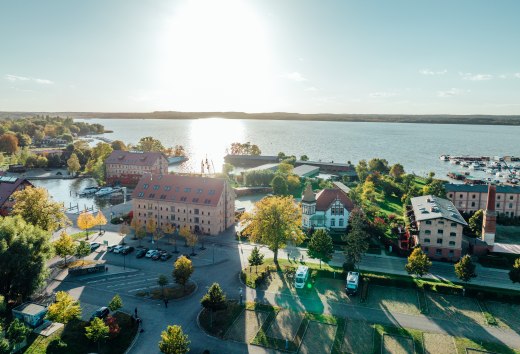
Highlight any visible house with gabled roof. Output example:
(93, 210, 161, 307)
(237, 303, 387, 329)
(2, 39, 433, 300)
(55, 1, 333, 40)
(105, 150, 168, 186)
(301, 182, 355, 232)
(132, 173, 235, 236)
(0, 174, 33, 216)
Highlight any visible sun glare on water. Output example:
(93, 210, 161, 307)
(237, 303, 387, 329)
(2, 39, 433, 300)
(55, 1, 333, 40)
(158, 0, 278, 112)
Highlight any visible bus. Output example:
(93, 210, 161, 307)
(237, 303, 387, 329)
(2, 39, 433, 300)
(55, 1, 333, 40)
(294, 266, 309, 289)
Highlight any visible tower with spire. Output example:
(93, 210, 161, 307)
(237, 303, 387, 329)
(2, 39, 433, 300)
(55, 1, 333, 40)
(482, 184, 497, 247)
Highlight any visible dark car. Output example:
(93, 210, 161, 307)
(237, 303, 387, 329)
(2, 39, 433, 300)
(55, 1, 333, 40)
(90, 306, 110, 321)
(89, 242, 101, 251)
(121, 246, 135, 255)
(160, 252, 172, 261)
(136, 248, 148, 258)
(151, 251, 162, 261)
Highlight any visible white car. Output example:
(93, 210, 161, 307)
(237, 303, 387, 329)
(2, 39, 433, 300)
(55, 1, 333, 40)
(112, 245, 125, 254)
(145, 249, 158, 258)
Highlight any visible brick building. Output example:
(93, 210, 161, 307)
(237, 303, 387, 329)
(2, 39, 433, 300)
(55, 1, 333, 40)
(105, 150, 168, 186)
(132, 174, 235, 236)
(409, 195, 467, 261)
(0, 174, 33, 216)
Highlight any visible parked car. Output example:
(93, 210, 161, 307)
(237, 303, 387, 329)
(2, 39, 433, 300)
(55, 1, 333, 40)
(178, 254, 191, 260)
(107, 245, 117, 252)
(89, 242, 101, 251)
(90, 306, 110, 322)
(136, 248, 148, 258)
(151, 251, 163, 261)
(160, 252, 172, 261)
(112, 245, 125, 254)
(145, 249, 158, 258)
(121, 246, 135, 255)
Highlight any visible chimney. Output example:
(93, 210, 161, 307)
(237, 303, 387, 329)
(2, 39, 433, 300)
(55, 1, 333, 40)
(481, 184, 497, 247)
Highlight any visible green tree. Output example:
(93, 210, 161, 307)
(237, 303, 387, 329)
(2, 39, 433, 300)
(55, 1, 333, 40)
(67, 153, 81, 175)
(158, 275, 169, 299)
(343, 210, 370, 268)
(248, 246, 264, 273)
(0, 338, 9, 354)
(47, 291, 82, 323)
(509, 258, 520, 283)
(173, 256, 194, 291)
(300, 154, 309, 161)
(54, 231, 76, 265)
(12, 186, 69, 231)
(85, 317, 109, 352)
(108, 294, 123, 312)
(111, 140, 127, 151)
(241, 196, 304, 263)
(361, 180, 377, 203)
(271, 174, 288, 195)
(405, 247, 432, 277)
(454, 255, 477, 282)
(158, 325, 190, 354)
(0, 133, 19, 154)
(468, 210, 484, 237)
(368, 158, 390, 174)
(278, 163, 294, 174)
(0, 216, 52, 302)
(135, 136, 165, 152)
(200, 283, 227, 328)
(222, 163, 234, 175)
(389, 163, 405, 179)
(422, 179, 446, 198)
(307, 229, 334, 268)
(76, 240, 91, 262)
(355, 160, 369, 182)
(6, 319, 30, 347)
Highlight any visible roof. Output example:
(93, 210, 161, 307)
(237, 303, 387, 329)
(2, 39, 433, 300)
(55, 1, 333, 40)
(410, 195, 468, 226)
(243, 163, 280, 173)
(13, 303, 46, 316)
(292, 165, 320, 177)
(492, 243, 520, 254)
(0, 174, 32, 207)
(105, 150, 166, 167)
(445, 183, 520, 194)
(132, 173, 228, 207)
(332, 181, 351, 194)
(302, 184, 316, 203)
(315, 187, 355, 212)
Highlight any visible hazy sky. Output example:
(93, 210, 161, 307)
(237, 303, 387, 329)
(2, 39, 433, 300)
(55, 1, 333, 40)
(1, 0, 520, 114)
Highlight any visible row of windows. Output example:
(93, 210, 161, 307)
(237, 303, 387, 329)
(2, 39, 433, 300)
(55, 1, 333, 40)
(142, 184, 216, 195)
(424, 220, 458, 227)
(424, 230, 457, 236)
(450, 193, 516, 201)
(458, 201, 516, 209)
(423, 238, 456, 246)
(330, 219, 344, 227)
(424, 247, 455, 257)
(136, 204, 211, 216)
(137, 213, 212, 225)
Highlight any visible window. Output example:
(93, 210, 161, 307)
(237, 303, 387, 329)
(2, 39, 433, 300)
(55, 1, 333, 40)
(160, 194, 166, 200)
(450, 232, 456, 237)
(180, 196, 187, 202)
(436, 249, 442, 256)
(449, 241, 456, 246)
(153, 185, 160, 190)
(149, 193, 155, 198)
(497, 195, 501, 200)
(424, 238, 431, 243)
(194, 217, 199, 223)
(472, 194, 476, 199)
(331, 219, 335, 227)
(449, 250, 454, 256)
(192, 198, 199, 203)
(425, 230, 431, 235)
(451, 223, 457, 227)
(197, 188, 203, 194)
(143, 183, 149, 190)
(175, 187, 180, 192)
(194, 209, 199, 215)
(184, 188, 191, 192)
(459, 194, 463, 198)
(138, 192, 144, 197)
(449, 193, 453, 198)
(509, 203, 514, 208)
(471, 202, 475, 207)
(331, 201, 343, 216)
(339, 219, 344, 226)
(424, 247, 429, 253)
(425, 220, 432, 225)
(437, 238, 443, 244)
(164, 186, 171, 191)
(437, 229, 444, 234)
(208, 189, 215, 195)
(510, 196, 514, 200)
(438, 220, 444, 225)
(497, 203, 500, 208)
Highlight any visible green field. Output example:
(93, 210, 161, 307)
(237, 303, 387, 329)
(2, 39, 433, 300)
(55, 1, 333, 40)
(496, 225, 520, 244)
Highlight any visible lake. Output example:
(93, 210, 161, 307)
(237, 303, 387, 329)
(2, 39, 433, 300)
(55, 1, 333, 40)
(77, 118, 520, 177)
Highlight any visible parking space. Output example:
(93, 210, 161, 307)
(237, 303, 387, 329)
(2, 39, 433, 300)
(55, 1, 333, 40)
(85, 272, 160, 295)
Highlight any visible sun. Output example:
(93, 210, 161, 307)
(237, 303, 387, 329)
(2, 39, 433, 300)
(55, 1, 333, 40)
(157, 0, 278, 112)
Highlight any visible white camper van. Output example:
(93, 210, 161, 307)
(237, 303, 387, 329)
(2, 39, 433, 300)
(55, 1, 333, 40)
(294, 265, 309, 289)
(345, 271, 359, 295)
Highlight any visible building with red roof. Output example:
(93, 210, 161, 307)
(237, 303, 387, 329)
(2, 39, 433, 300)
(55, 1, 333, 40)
(105, 150, 168, 186)
(0, 174, 33, 216)
(301, 182, 354, 232)
(132, 173, 235, 236)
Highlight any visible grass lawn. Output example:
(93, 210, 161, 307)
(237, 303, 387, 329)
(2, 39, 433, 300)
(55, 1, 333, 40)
(224, 309, 270, 342)
(495, 225, 520, 244)
(374, 324, 424, 354)
(59, 259, 96, 269)
(454, 337, 520, 354)
(266, 309, 303, 340)
(366, 285, 421, 316)
(382, 334, 415, 354)
(426, 293, 486, 326)
(70, 231, 95, 241)
(299, 321, 336, 354)
(149, 281, 196, 300)
(199, 300, 244, 338)
(375, 191, 404, 218)
(423, 333, 457, 354)
(484, 301, 520, 330)
(24, 312, 138, 354)
(341, 319, 374, 354)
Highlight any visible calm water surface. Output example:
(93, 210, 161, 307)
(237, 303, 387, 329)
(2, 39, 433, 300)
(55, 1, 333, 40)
(77, 118, 520, 177)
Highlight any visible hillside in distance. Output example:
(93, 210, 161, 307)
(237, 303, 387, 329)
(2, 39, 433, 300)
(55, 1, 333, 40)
(2, 111, 520, 125)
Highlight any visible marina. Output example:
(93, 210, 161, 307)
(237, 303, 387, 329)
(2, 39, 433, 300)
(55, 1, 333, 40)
(442, 155, 520, 185)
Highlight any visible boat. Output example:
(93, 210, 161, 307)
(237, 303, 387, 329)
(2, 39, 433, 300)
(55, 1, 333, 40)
(167, 156, 189, 165)
(79, 186, 99, 196)
(95, 187, 115, 197)
(440, 155, 450, 161)
(447, 172, 465, 180)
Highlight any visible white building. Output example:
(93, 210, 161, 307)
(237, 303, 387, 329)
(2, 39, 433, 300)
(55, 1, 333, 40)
(301, 183, 355, 232)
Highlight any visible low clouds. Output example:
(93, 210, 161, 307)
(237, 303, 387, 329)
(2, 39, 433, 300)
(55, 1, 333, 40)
(438, 88, 466, 98)
(419, 69, 447, 76)
(459, 72, 493, 81)
(515, 73, 520, 79)
(5, 74, 54, 84)
(282, 72, 307, 82)
(369, 92, 397, 98)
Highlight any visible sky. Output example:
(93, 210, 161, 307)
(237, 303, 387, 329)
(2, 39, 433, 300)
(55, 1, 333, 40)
(1, 0, 520, 115)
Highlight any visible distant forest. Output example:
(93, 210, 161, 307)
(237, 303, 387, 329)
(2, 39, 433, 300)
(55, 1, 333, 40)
(2, 111, 520, 125)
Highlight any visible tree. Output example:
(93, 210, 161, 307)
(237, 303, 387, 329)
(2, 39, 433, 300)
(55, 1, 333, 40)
(0, 216, 52, 302)
(179, 225, 191, 247)
(136, 226, 147, 246)
(389, 163, 405, 179)
(356, 160, 369, 182)
(248, 246, 264, 273)
(173, 256, 194, 291)
(77, 212, 96, 239)
(47, 291, 82, 323)
(271, 174, 288, 195)
(509, 258, 520, 283)
(405, 247, 432, 277)
(343, 210, 370, 268)
(111, 140, 127, 151)
(300, 155, 309, 161)
(454, 255, 477, 282)
(162, 224, 176, 245)
(135, 136, 164, 152)
(422, 180, 446, 198)
(12, 186, 69, 232)
(85, 317, 109, 352)
(368, 158, 390, 174)
(0, 133, 19, 154)
(105, 315, 121, 339)
(119, 223, 130, 245)
(469, 210, 484, 237)
(222, 163, 234, 175)
(76, 240, 91, 262)
(67, 153, 81, 175)
(108, 294, 123, 312)
(278, 163, 294, 174)
(154, 228, 165, 249)
(361, 180, 377, 203)
(95, 211, 107, 232)
(158, 325, 190, 354)
(158, 274, 169, 299)
(146, 217, 157, 237)
(307, 229, 334, 268)
(241, 196, 304, 263)
(6, 319, 30, 347)
(186, 232, 198, 256)
(200, 283, 227, 328)
(54, 231, 76, 265)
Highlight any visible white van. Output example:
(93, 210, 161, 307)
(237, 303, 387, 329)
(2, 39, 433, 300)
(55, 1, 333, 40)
(346, 271, 359, 295)
(294, 266, 309, 289)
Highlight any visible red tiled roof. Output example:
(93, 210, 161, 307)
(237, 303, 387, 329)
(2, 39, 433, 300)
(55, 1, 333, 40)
(0, 173, 33, 208)
(315, 187, 355, 212)
(132, 174, 227, 207)
(105, 150, 166, 167)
